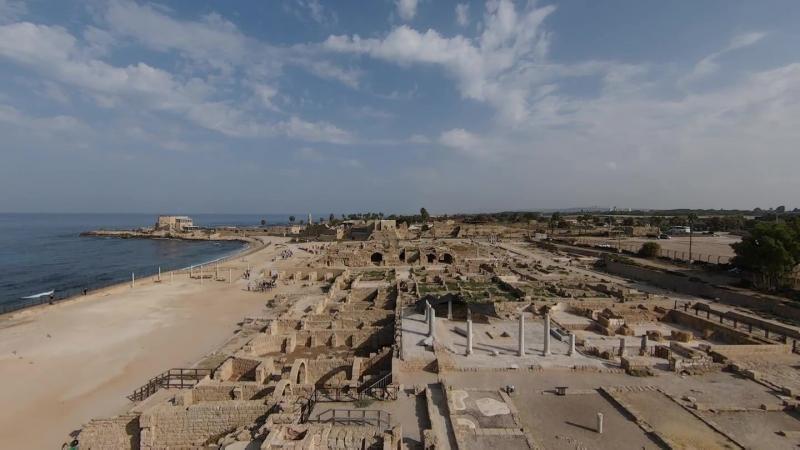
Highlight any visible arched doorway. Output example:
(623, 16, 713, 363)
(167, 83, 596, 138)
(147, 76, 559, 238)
(371, 252, 383, 266)
(426, 253, 436, 264)
(442, 253, 454, 264)
(290, 359, 308, 385)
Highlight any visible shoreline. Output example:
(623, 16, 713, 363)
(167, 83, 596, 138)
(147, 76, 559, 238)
(0, 235, 288, 448)
(0, 235, 266, 319)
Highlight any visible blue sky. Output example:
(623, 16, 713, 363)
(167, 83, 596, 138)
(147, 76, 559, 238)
(0, 0, 798, 215)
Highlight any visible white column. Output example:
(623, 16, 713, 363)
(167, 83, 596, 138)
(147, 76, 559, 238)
(466, 318, 473, 356)
(518, 313, 525, 356)
(200, 266, 203, 285)
(429, 308, 436, 338)
(131, 272, 135, 288)
(569, 334, 576, 356)
(190, 265, 193, 278)
(597, 413, 604, 434)
(447, 299, 452, 320)
(229, 268, 232, 284)
(543, 313, 551, 355)
(158, 266, 161, 282)
(170, 271, 174, 283)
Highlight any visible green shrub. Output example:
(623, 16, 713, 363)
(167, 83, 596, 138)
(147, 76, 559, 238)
(638, 242, 661, 258)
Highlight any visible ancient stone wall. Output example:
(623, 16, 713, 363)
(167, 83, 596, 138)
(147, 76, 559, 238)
(190, 382, 271, 402)
(666, 310, 762, 345)
(605, 259, 800, 321)
(140, 401, 270, 448)
(78, 413, 140, 450)
(306, 359, 352, 385)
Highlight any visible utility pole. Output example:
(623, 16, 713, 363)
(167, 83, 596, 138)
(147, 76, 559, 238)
(687, 213, 697, 263)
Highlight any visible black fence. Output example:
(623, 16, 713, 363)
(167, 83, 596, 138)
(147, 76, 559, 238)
(128, 368, 212, 402)
(308, 408, 391, 429)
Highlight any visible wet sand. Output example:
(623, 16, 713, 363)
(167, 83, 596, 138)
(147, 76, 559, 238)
(0, 236, 286, 449)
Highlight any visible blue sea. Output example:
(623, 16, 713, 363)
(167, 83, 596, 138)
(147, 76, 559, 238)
(0, 213, 294, 312)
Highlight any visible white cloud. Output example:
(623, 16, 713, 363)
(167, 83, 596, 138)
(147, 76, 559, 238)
(396, 0, 419, 21)
(291, 0, 336, 25)
(408, 134, 431, 144)
(0, 0, 25, 23)
(683, 31, 766, 84)
(0, 21, 353, 144)
(326, 0, 556, 123)
(103, 0, 358, 88)
(0, 103, 88, 135)
(438, 128, 493, 158)
(455, 3, 469, 27)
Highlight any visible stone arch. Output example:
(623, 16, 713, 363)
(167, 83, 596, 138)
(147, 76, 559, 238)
(273, 379, 293, 401)
(441, 253, 454, 264)
(370, 252, 383, 266)
(289, 358, 309, 385)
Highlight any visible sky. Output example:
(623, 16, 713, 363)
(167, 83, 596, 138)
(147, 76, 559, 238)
(0, 0, 799, 215)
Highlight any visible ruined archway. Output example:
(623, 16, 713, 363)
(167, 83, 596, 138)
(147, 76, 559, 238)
(426, 253, 436, 264)
(273, 379, 293, 401)
(441, 253, 454, 264)
(370, 252, 383, 266)
(289, 358, 308, 385)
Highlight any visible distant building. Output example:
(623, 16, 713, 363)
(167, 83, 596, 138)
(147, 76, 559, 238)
(375, 219, 397, 231)
(667, 226, 691, 235)
(155, 215, 196, 232)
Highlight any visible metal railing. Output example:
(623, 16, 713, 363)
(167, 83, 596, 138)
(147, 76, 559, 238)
(128, 368, 212, 402)
(358, 371, 391, 393)
(308, 409, 391, 429)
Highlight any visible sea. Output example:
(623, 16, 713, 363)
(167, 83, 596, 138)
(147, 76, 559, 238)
(0, 213, 295, 313)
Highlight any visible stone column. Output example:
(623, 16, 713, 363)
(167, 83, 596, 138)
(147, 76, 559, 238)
(543, 313, 551, 356)
(467, 318, 473, 356)
(131, 272, 135, 288)
(596, 413, 604, 434)
(619, 337, 626, 357)
(425, 301, 431, 322)
(447, 299, 453, 320)
(429, 308, 436, 338)
(229, 268, 232, 284)
(640, 334, 648, 355)
(158, 266, 161, 282)
(569, 334, 576, 356)
(518, 313, 526, 356)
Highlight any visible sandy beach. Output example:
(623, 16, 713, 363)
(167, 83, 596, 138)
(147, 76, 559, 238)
(0, 236, 286, 449)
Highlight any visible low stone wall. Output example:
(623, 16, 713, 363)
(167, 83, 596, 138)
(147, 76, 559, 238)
(140, 401, 270, 448)
(190, 382, 271, 402)
(711, 344, 792, 359)
(215, 357, 262, 382)
(79, 413, 140, 450)
(306, 358, 352, 385)
(665, 310, 762, 345)
(604, 259, 800, 321)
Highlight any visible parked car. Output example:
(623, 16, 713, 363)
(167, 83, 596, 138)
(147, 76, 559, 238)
(658, 233, 670, 239)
